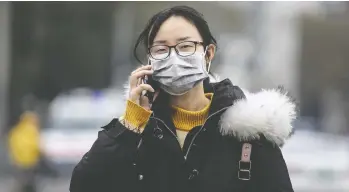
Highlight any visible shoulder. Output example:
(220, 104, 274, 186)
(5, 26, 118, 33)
(219, 86, 297, 147)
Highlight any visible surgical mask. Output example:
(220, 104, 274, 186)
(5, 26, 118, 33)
(150, 50, 210, 96)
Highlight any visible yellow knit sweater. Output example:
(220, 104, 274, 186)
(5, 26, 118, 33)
(122, 93, 213, 148)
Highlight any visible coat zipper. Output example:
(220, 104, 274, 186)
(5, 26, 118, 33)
(184, 107, 229, 160)
(149, 116, 180, 144)
(150, 107, 230, 160)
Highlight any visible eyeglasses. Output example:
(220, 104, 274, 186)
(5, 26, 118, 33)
(148, 41, 204, 60)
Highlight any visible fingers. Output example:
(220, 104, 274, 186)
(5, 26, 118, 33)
(129, 84, 155, 102)
(139, 96, 150, 110)
(130, 69, 153, 89)
(133, 84, 155, 95)
(131, 65, 152, 75)
(139, 90, 160, 110)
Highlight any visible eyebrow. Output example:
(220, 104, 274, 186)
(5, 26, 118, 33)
(153, 40, 167, 44)
(176, 36, 191, 42)
(153, 36, 192, 45)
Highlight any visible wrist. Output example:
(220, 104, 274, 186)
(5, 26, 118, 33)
(123, 100, 152, 131)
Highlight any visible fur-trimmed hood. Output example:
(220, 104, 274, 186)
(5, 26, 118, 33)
(123, 75, 297, 146)
(219, 87, 296, 146)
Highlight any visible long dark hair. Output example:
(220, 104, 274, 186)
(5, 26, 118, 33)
(133, 6, 217, 90)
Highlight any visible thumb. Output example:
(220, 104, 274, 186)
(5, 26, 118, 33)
(139, 95, 150, 110)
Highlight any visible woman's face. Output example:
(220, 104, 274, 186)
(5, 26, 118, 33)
(151, 16, 215, 63)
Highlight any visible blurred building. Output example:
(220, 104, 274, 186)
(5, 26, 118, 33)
(0, 2, 10, 136)
(3, 2, 115, 132)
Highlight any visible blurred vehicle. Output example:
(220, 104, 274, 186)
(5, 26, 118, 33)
(40, 88, 125, 175)
(282, 126, 349, 192)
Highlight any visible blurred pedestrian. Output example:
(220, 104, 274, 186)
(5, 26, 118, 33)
(8, 111, 40, 192)
(70, 6, 296, 192)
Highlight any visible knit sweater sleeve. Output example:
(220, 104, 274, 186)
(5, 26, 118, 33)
(119, 100, 152, 133)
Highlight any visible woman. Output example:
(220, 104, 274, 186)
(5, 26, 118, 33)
(70, 6, 296, 192)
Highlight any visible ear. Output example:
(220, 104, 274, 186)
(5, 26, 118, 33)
(206, 44, 216, 62)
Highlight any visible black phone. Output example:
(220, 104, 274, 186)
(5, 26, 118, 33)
(142, 60, 158, 104)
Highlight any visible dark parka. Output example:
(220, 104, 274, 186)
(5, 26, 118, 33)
(70, 79, 296, 192)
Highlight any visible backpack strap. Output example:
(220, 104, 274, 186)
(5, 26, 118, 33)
(238, 143, 252, 180)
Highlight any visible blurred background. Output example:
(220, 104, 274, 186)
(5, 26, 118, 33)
(0, 1, 349, 192)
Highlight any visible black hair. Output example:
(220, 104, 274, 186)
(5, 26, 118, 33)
(133, 5, 217, 64)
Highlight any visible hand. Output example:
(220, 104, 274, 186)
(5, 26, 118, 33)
(128, 65, 159, 110)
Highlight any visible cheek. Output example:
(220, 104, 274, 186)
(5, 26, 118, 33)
(196, 46, 205, 53)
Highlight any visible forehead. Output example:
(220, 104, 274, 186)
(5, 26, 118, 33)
(153, 16, 202, 44)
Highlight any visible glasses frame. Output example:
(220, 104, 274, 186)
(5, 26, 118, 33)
(148, 41, 204, 60)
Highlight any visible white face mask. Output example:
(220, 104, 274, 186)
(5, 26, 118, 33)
(150, 49, 210, 96)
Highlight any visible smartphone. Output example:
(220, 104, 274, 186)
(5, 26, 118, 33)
(142, 75, 154, 103)
(142, 60, 158, 104)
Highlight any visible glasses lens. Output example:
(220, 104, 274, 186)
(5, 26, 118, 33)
(150, 45, 169, 60)
(176, 41, 196, 57)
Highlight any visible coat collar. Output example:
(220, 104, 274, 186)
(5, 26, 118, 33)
(204, 78, 245, 115)
(219, 85, 297, 146)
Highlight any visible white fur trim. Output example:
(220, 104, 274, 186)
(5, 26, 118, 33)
(220, 88, 296, 146)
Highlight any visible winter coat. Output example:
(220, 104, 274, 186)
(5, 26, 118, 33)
(70, 78, 296, 192)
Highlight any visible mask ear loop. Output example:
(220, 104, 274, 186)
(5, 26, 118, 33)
(207, 60, 212, 73)
(203, 46, 212, 72)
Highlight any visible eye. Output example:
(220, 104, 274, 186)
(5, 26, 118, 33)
(151, 46, 169, 54)
(179, 43, 194, 49)
(181, 45, 192, 48)
(177, 42, 195, 52)
(156, 48, 166, 53)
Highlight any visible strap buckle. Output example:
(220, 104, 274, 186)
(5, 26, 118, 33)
(238, 143, 252, 181)
(238, 160, 251, 180)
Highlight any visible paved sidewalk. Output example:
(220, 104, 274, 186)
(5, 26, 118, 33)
(0, 177, 70, 192)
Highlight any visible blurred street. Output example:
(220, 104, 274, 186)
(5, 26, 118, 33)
(0, 177, 69, 192)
